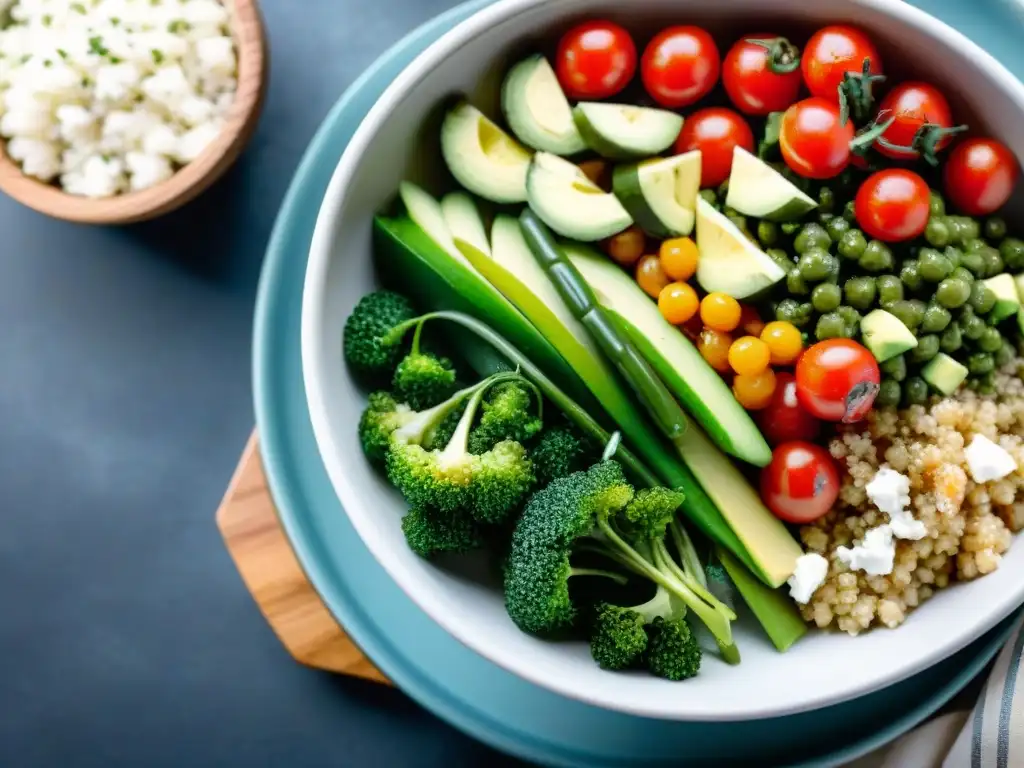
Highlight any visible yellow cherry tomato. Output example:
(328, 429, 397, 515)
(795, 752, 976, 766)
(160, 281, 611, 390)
(635, 254, 670, 298)
(760, 321, 804, 365)
(659, 237, 699, 281)
(700, 292, 742, 332)
(698, 328, 733, 373)
(728, 336, 771, 376)
(658, 282, 700, 325)
(606, 225, 646, 267)
(733, 368, 777, 410)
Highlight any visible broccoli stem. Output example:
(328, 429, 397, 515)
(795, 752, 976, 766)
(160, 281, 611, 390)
(569, 567, 628, 586)
(670, 518, 707, 590)
(410, 317, 427, 356)
(393, 371, 521, 446)
(436, 376, 493, 468)
(384, 312, 660, 488)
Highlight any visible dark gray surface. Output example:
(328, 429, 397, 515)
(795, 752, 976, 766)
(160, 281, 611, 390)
(0, 1, 522, 765)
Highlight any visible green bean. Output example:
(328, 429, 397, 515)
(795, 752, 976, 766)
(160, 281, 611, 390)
(520, 209, 690, 440)
(838, 229, 868, 260)
(811, 283, 842, 312)
(935, 276, 972, 309)
(900, 261, 923, 292)
(876, 379, 902, 408)
(996, 341, 1016, 368)
(959, 249, 986, 277)
(842, 277, 875, 310)
(787, 268, 810, 295)
(969, 282, 997, 314)
(859, 240, 895, 272)
(925, 217, 951, 247)
(876, 275, 904, 306)
(825, 216, 850, 242)
(985, 217, 1007, 241)
(757, 220, 779, 248)
(967, 352, 995, 375)
(929, 189, 945, 217)
(794, 223, 832, 254)
(798, 248, 835, 282)
(881, 354, 908, 382)
(940, 322, 963, 353)
(1000, 238, 1024, 271)
(910, 334, 940, 363)
(918, 248, 954, 282)
(904, 376, 929, 406)
(775, 298, 801, 324)
(888, 299, 925, 330)
(921, 304, 952, 333)
(815, 312, 846, 340)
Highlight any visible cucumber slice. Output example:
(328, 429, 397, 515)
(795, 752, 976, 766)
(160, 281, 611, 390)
(526, 152, 632, 241)
(695, 197, 786, 299)
(399, 181, 461, 260)
(572, 102, 684, 160)
(500, 55, 586, 156)
(724, 146, 817, 222)
(612, 150, 701, 238)
(562, 241, 772, 467)
(440, 101, 532, 204)
(441, 191, 490, 257)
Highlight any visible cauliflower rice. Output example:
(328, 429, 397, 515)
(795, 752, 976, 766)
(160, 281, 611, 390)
(0, 0, 237, 197)
(798, 359, 1024, 635)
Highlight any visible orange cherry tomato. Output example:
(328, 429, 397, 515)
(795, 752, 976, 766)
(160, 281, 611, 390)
(658, 282, 700, 325)
(700, 292, 742, 331)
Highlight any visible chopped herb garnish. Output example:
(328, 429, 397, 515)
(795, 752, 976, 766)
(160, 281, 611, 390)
(57, 49, 68, 59)
(42, 13, 52, 26)
(109, 56, 122, 64)
(167, 20, 190, 33)
(88, 36, 108, 56)
(43, 59, 52, 67)
(71, 2, 86, 13)
(151, 49, 164, 64)
(110, 16, 120, 25)
(19, 54, 30, 63)
(100, 154, 111, 162)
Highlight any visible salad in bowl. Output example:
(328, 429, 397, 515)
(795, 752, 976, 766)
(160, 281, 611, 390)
(302, 0, 1024, 720)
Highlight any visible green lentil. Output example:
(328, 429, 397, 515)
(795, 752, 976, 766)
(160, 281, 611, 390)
(985, 217, 1007, 241)
(881, 354, 907, 382)
(929, 189, 945, 217)
(962, 311, 987, 340)
(951, 266, 974, 284)
(876, 275, 904, 305)
(925, 217, 951, 247)
(838, 229, 868, 260)
(900, 261, 923, 292)
(775, 298, 801, 324)
(757, 220, 779, 247)
(918, 248, 954, 282)
(979, 327, 1004, 353)
(999, 238, 1024, 271)
(843, 276, 876, 310)
(787, 268, 810, 295)
(910, 334, 940, 362)
(904, 376, 929, 406)
(980, 246, 1004, 277)
(815, 312, 846, 340)
(767, 248, 793, 271)
(921, 304, 952, 333)
(811, 282, 842, 312)
(798, 248, 834, 282)
(969, 282, 997, 314)
(825, 216, 851, 242)
(842, 200, 856, 223)
(934, 276, 972, 308)
(876, 379, 902, 408)
(794, 223, 832, 254)
(968, 352, 995, 375)
(959, 249, 986, 277)
(996, 341, 1016, 367)
(859, 240, 895, 272)
(940, 322, 963, 353)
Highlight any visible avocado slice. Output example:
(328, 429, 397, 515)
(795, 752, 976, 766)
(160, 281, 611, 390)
(399, 181, 462, 260)
(1014, 273, 1024, 303)
(526, 152, 633, 241)
(500, 55, 586, 156)
(572, 102, 683, 160)
(561, 241, 773, 468)
(922, 353, 969, 395)
(724, 146, 817, 222)
(694, 197, 786, 299)
(612, 150, 701, 239)
(983, 273, 1020, 323)
(440, 101, 533, 204)
(861, 309, 918, 362)
(440, 191, 490, 257)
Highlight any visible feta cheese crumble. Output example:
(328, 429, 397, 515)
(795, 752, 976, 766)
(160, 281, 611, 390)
(787, 553, 828, 604)
(865, 467, 926, 541)
(964, 434, 1018, 483)
(0, 0, 238, 197)
(836, 525, 896, 576)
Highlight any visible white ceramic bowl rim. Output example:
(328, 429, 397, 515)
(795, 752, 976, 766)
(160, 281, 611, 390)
(303, 0, 1024, 721)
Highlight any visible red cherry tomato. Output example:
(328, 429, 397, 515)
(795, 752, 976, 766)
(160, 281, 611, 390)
(674, 107, 754, 188)
(755, 373, 822, 447)
(801, 25, 883, 103)
(795, 339, 880, 423)
(943, 137, 1019, 216)
(760, 441, 840, 524)
(555, 20, 637, 100)
(875, 82, 955, 161)
(722, 35, 802, 116)
(779, 97, 855, 180)
(854, 169, 931, 243)
(641, 26, 720, 108)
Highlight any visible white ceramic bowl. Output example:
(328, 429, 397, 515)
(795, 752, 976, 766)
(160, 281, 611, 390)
(303, 0, 1024, 721)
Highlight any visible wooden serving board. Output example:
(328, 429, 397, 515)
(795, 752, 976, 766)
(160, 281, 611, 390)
(216, 432, 389, 684)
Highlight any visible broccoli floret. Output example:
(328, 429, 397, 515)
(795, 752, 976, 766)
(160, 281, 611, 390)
(401, 505, 482, 558)
(357, 391, 414, 464)
(645, 617, 702, 681)
(588, 581, 682, 671)
(468, 381, 543, 454)
(343, 291, 417, 384)
(504, 461, 736, 664)
(392, 320, 457, 410)
(530, 424, 597, 487)
(386, 372, 536, 524)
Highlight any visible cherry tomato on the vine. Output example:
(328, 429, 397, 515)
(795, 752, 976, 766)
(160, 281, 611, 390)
(779, 97, 855, 180)
(674, 107, 754, 188)
(722, 35, 802, 116)
(855, 169, 931, 243)
(795, 339, 880, 423)
(755, 373, 822, 446)
(801, 25, 883, 103)
(555, 20, 637, 100)
(943, 137, 1019, 217)
(760, 441, 840, 524)
(875, 82, 957, 161)
(641, 26, 720, 108)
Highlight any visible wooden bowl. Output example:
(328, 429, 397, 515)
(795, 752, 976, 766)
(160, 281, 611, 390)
(0, 0, 268, 225)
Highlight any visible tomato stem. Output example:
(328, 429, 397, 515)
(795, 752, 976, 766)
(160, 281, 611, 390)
(837, 57, 885, 126)
(849, 115, 895, 157)
(914, 122, 969, 166)
(745, 37, 801, 74)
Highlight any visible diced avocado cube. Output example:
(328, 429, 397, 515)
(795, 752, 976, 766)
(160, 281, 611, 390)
(985, 273, 1021, 323)
(860, 309, 918, 363)
(922, 353, 969, 395)
(1014, 273, 1024, 303)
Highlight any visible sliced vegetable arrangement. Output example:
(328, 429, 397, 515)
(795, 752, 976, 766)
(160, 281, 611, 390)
(342, 17, 1024, 680)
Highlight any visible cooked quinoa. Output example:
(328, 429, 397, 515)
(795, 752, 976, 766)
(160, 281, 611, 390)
(798, 359, 1024, 636)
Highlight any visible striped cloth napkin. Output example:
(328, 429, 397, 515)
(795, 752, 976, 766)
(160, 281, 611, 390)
(849, 614, 1024, 767)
